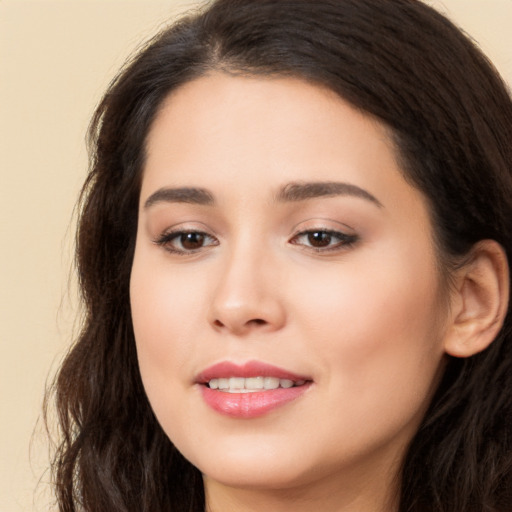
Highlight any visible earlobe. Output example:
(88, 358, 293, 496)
(444, 240, 510, 358)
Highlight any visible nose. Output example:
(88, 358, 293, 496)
(207, 244, 286, 336)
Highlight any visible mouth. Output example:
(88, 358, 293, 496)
(196, 361, 313, 418)
(207, 376, 307, 393)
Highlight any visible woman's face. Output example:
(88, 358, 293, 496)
(131, 74, 450, 499)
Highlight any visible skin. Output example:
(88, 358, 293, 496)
(130, 73, 455, 512)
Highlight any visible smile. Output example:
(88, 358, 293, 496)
(208, 376, 307, 392)
(197, 361, 312, 418)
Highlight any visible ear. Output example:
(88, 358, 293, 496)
(444, 239, 509, 358)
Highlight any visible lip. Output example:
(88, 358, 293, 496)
(196, 360, 310, 383)
(196, 360, 312, 419)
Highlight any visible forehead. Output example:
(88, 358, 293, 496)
(146, 73, 389, 157)
(142, 73, 424, 215)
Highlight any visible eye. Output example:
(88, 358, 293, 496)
(154, 230, 219, 255)
(289, 229, 358, 252)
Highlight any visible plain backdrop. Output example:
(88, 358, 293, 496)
(1, 1, 511, 510)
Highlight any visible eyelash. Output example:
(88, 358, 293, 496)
(153, 228, 358, 255)
(289, 229, 358, 252)
(153, 230, 219, 255)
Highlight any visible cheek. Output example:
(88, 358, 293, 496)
(130, 252, 208, 403)
(291, 246, 446, 403)
(276, 252, 447, 467)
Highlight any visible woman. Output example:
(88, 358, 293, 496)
(48, 0, 512, 510)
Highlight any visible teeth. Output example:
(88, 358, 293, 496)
(263, 377, 279, 390)
(218, 378, 229, 390)
(229, 377, 245, 389)
(246, 377, 264, 390)
(207, 377, 306, 392)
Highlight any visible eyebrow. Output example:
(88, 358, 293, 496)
(144, 187, 214, 209)
(143, 181, 382, 209)
(276, 181, 383, 207)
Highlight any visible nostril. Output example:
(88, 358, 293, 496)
(212, 318, 267, 330)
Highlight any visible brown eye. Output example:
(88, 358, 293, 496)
(307, 231, 332, 247)
(290, 229, 358, 252)
(180, 232, 205, 250)
(154, 230, 218, 255)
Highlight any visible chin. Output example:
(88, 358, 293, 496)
(178, 431, 319, 490)
(201, 460, 316, 491)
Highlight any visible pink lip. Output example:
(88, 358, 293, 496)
(196, 360, 312, 419)
(196, 360, 310, 383)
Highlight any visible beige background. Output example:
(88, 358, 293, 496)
(1, 1, 511, 510)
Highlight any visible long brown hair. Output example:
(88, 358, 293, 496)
(47, 1, 512, 510)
